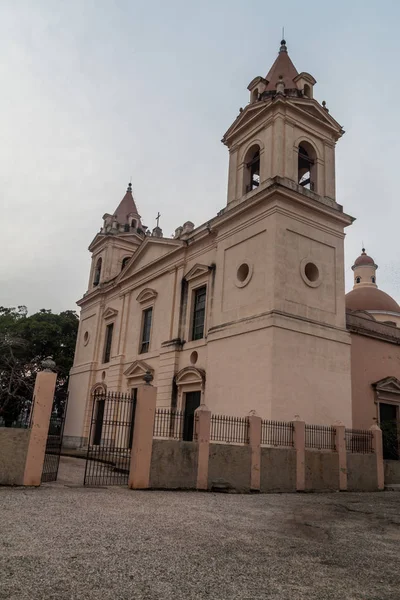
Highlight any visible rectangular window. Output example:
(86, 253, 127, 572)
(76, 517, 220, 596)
(191, 286, 206, 341)
(140, 307, 153, 353)
(103, 323, 114, 363)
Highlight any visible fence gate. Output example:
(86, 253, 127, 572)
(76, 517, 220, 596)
(84, 391, 137, 486)
(41, 395, 68, 483)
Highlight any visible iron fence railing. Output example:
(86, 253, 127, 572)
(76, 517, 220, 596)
(345, 428, 374, 454)
(305, 424, 336, 450)
(210, 415, 249, 444)
(261, 420, 294, 447)
(153, 408, 185, 440)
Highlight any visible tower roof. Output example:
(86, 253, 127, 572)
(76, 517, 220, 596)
(353, 248, 375, 267)
(113, 183, 141, 225)
(265, 40, 299, 91)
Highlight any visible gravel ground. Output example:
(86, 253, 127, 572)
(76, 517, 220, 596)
(0, 457, 399, 600)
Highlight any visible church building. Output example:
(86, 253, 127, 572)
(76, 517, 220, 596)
(64, 41, 400, 456)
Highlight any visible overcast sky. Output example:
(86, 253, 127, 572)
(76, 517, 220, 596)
(1, 0, 400, 314)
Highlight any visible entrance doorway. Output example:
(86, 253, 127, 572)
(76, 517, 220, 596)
(92, 399, 105, 446)
(183, 391, 201, 441)
(379, 403, 399, 460)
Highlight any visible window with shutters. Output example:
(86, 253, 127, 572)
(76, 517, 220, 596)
(103, 323, 114, 363)
(140, 307, 153, 354)
(191, 287, 207, 341)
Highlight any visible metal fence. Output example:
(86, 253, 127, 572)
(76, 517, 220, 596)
(210, 415, 249, 444)
(84, 391, 136, 486)
(41, 414, 65, 482)
(345, 428, 374, 454)
(261, 420, 294, 447)
(305, 424, 336, 450)
(153, 409, 185, 440)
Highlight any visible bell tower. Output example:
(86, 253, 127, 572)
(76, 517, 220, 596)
(88, 183, 146, 290)
(223, 39, 340, 208)
(216, 40, 355, 426)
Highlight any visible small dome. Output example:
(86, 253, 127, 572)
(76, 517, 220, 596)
(346, 287, 400, 313)
(353, 248, 375, 267)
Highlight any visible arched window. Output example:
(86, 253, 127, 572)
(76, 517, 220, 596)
(124, 223, 130, 232)
(244, 145, 261, 194)
(251, 88, 259, 103)
(356, 276, 361, 284)
(303, 84, 311, 98)
(298, 142, 317, 192)
(371, 276, 376, 284)
(93, 257, 102, 286)
(131, 219, 137, 228)
(121, 256, 130, 271)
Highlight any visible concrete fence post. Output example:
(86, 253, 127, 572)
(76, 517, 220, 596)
(195, 404, 211, 491)
(248, 411, 262, 492)
(23, 364, 57, 486)
(293, 417, 306, 492)
(128, 380, 157, 490)
(370, 424, 385, 491)
(334, 421, 347, 491)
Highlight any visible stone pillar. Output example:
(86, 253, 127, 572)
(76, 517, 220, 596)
(293, 417, 306, 492)
(334, 422, 347, 491)
(370, 424, 384, 491)
(23, 360, 57, 486)
(128, 377, 157, 489)
(195, 404, 211, 491)
(248, 411, 262, 492)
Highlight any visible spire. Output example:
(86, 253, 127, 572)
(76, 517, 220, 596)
(113, 182, 141, 227)
(264, 39, 299, 91)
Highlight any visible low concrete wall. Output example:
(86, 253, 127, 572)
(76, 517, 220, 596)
(147, 439, 380, 493)
(0, 428, 30, 485)
(150, 439, 198, 489)
(347, 453, 377, 491)
(305, 451, 339, 491)
(63, 435, 87, 449)
(260, 447, 296, 492)
(208, 443, 251, 492)
(384, 460, 400, 485)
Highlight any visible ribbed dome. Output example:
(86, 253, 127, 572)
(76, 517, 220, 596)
(353, 249, 375, 267)
(346, 287, 400, 313)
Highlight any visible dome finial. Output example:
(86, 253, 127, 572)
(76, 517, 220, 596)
(280, 38, 287, 53)
(127, 181, 132, 193)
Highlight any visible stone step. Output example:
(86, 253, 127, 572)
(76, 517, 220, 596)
(384, 483, 400, 491)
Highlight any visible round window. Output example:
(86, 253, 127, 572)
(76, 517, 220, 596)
(235, 262, 253, 288)
(190, 351, 198, 365)
(304, 262, 319, 282)
(300, 259, 322, 288)
(83, 331, 90, 346)
(237, 263, 249, 282)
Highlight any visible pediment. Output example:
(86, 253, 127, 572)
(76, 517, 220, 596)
(117, 237, 184, 283)
(123, 359, 154, 380)
(103, 307, 118, 320)
(136, 288, 158, 304)
(89, 231, 143, 253)
(176, 366, 206, 387)
(184, 264, 212, 282)
(291, 100, 343, 132)
(222, 102, 272, 145)
(373, 377, 400, 395)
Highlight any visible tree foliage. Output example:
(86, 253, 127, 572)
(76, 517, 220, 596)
(0, 306, 79, 425)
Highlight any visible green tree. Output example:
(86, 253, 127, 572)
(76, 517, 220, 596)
(0, 306, 79, 426)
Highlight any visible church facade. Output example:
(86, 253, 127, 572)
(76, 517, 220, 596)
(64, 41, 400, 455)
